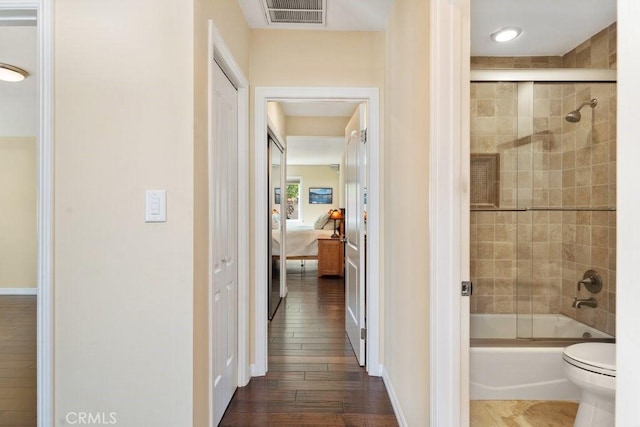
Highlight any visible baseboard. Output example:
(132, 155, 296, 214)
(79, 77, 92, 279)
(369, 363, 384, 377)
(0, 288, 37, 295)
(382, 366, 408, 427)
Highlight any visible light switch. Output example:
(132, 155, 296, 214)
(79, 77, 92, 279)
(145, 190, 166, 222)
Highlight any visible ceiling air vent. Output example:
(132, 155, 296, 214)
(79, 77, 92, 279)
(261, 0, 326, 26)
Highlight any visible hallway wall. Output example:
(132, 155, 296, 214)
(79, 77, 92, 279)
(54, 0, 195, 425)
(618, 1, 640, 420)
(193, 1, 250, 426)
(384, 0, 431, 423)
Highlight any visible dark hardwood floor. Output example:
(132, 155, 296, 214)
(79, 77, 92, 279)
(220, 261, 397, 426)
(0, 296, 37, 427)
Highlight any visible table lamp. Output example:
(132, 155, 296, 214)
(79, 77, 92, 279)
(328, 209, 343, 238)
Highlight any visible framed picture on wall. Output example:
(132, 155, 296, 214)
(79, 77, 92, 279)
(309, 187, 333, 204)
(274, 187, 281, 204)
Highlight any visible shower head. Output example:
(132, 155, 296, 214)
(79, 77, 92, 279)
(565, 98, 598, 123)
(565, 110, 581, 123)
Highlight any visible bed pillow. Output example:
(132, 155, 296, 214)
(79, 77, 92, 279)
(313, 213, 330, 230)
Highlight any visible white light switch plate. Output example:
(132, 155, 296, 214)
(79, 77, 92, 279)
(145, 190, 166, 222)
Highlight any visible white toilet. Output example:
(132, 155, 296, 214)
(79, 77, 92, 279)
(562, 342, 616, 427)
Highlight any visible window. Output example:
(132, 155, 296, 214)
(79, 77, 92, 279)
(286, 178, 302, 220)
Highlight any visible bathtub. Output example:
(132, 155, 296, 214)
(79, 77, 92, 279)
(470, 313, 614, 400)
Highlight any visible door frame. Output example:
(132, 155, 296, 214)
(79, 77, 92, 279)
(0, 1, 55, 425)
(428, 0, 470, 425)
(208, 21, 251, 396)
(253, 87, 381, 377)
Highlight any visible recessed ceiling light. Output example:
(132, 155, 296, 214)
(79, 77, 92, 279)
(491, 27, 522, 43)
(0, 63, 29, 82)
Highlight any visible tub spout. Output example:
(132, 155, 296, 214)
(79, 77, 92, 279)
(572, 297, 597, 309)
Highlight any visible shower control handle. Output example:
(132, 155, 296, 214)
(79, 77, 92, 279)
(577, 270, 603, 294)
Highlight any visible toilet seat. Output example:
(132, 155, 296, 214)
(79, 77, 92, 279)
(563, 343, 616, 377)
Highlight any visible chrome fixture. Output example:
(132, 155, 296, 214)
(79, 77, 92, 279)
(565, 98, 597, 123)
(578, 269, 603, 293)
(573, 297, 598, 309)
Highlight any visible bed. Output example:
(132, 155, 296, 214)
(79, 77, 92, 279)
(272, 223, 334, 259)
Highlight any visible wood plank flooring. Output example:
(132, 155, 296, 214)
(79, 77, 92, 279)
(0, 296, 37, 427)
(220, 261, 397, 426)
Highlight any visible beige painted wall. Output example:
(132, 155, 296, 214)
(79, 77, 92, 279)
(55, 0, 194, 425)
(250, 30, 385, 88)
(286, 165, 340, 224)
(193, 1, 250, 426)
(286, 116, 350, 137)
(50, 2, 425, 424)
(267, 102, 287, 141)
(249, 29, 385, 362)
(0, 137, 36, 289)
(384, 0, 430, 424)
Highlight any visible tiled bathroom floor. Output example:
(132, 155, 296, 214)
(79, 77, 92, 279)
(471, 400, 578, 426)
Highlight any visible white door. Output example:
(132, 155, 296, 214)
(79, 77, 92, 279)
(211, 63, 238, 425)
(345, 104, 367, 366)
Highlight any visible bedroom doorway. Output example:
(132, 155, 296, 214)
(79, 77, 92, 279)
(253, 87, 381, 377)
(0, 3, 54, 425)
(0, 7, 47, 426)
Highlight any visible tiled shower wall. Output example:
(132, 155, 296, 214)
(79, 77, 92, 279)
(470, 23, 617, 336)
(470, 82, 519, 314)
(561, 23, 616, 335)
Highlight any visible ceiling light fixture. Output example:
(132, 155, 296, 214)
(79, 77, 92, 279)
(491, 27, 522, 43)
(0, 63, 29, 82)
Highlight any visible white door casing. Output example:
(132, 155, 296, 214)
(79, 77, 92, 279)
(429, 0, 470, 425)
(211, 63, 239, 425)
(345, 104, 367, 366)
(253, 87, 381, 377)
(3, 1, 58, 425)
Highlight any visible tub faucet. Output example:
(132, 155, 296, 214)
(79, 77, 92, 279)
(572, 297, 597, 309)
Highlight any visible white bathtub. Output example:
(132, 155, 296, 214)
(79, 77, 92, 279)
(471, 313, 612, 340)
(470, 313, 613, 400)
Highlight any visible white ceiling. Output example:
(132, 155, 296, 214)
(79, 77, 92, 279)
(286, 136, 344, 165)
(281, 101, 357, 165)
(238, 0, 393, 31)
(471, 0, 617, 56)
(281, 101, 358, 117)
(240, 0, 617, 57)
(0, 24, 37, 136)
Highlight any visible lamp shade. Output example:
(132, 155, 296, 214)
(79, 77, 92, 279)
(329, 209, 342, 220)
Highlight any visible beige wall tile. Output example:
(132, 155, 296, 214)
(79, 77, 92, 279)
(469, 32, 616, 331)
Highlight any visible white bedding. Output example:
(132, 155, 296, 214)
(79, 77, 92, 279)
(272, 224, 333, 257)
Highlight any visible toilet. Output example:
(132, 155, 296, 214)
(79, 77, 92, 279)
(562, 342, 616, 427)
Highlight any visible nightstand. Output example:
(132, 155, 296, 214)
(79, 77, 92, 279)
(317, 237, 344, 277)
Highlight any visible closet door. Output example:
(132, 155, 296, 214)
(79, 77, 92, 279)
(211, 62, 238, 426)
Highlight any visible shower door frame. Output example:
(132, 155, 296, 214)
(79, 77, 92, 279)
(470, 68, 617, 341)
(471, 69, 617, 82)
